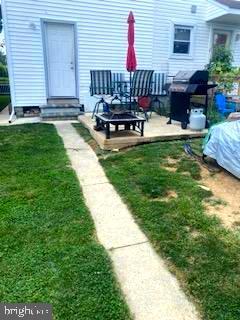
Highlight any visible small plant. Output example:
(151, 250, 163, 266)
(208, 45, 233, 73)
(207, 100, 224, 124)
(207, 45, 240, 93)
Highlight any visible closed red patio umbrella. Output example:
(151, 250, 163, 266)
(126, 11, 137, 110)
(126, 11, 137, 73)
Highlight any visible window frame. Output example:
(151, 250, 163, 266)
(170, 24, 195, 59)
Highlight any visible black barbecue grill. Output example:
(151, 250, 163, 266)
(167, 70, 217, 129)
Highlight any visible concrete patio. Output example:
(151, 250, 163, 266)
(78, 113, 207, 150)
(0, 107, 41, 125)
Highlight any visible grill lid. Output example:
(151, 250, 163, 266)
(173, 70, 209, 84)
(169, 83, 217, 94)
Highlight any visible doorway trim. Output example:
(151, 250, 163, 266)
(41, 19, 79, 100)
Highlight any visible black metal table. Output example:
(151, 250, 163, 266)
(95, 113, 145, 139)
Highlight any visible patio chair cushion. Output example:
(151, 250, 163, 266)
(138, 96, 151, 110)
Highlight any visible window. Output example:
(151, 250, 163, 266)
(173, 25, 193, 55)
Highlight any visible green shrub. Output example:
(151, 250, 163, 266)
(207, 45, 240, 93)
(207, 100, 225, 125)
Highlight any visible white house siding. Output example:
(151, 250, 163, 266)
(232, 27, 240, 66)
(153, 0, 212, 76)
(2, 0, 240, 110)
(3, 0, 154, 109)
(206, 1, 240, 66)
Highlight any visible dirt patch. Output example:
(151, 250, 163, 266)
(201, 168, 240, 229)
(166, 157, 179, 165)
(165, 190, 178, 201)
(191, 230, 201, 239)
(162, 157, 178, 172)
(164, 166, 177, 173)
(88, 139, 99, 151)
(151, 190, 178, 202)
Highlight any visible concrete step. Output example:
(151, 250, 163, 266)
(47, 98, 79, 105)
(40, 104, 84, 121)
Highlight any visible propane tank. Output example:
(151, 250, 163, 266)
(189, 108, 206, 131)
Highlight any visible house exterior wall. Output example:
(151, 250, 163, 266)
(2, 0, 154, 109)
(2, 0, 240, 111)
(152, 0, 212, 75)
(232, 29, 240, 65)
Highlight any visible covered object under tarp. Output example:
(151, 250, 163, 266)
(203, 121, 240, 179)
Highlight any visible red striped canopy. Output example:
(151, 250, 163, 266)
(126, 11, 137, 72)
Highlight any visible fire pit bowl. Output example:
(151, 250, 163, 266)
(94, 112, 145, 139)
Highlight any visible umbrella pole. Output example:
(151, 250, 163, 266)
(129, 71, 132, 113)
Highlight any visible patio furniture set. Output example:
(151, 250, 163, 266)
(87, 12, 221, 139)
(90, 69, 218, 138)
(90, 69, 166, 139)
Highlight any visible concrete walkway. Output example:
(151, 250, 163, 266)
(0, 107, 12, 125)
(0, 107, 41, 126)
(55, 122, 200, 320)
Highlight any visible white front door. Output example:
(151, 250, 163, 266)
(45, 22, 77, 98)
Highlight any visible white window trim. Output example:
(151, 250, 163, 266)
(170, 23, 196, 60)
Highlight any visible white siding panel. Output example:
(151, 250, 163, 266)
(3, 0, 240, 109)
(153, 0, 211, 76)
(231, 28, 240, 66)
(4, 0, 154, 107)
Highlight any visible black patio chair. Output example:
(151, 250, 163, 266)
(112, 72, 127, 95)
(131, 70, 154, 120)
(151, 73, 167, 96)
(151, 72, 168, 116)
(90, 70, 113, 118)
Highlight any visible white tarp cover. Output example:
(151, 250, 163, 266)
(203, 120, 240, 179)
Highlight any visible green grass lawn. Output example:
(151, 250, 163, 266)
(74, 123, 240, 320)
(0, 124, 131, 320)
(0, 95, 10, 112)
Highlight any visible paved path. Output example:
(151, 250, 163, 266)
(0, 107, 10, 124)
(55, 122, 200, 320)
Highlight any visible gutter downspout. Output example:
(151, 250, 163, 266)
(1, 0, 16, 123)
(8, 105, 15, 123)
